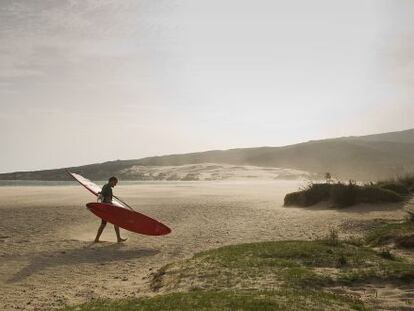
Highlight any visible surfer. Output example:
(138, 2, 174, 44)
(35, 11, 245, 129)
(94, 176, 127, 243)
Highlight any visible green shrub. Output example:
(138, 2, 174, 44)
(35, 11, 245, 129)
(284, 190, 309, 207)
(284, 183, 330, 207)
(377, 174, 414, 194)
(377, 182, 410, 196)
(365, 221, 414, 248)
(378, 248, 394, 260)
(330, 183, 357, 207)
(325, 228, 340, 246)
(407, 210, 414, 222)
(284, 182, 404, 208)
(356, 186, 403, 203)
(396, 174, 414, 189)
(336, 254, 348, 268)
(396, 235, 414, 249)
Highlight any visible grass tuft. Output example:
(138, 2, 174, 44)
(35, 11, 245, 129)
(61, 238, 414, 311)
(365, 221, 414, 248)
(61, 289, 368, 311)
(325, 228, 340, 246)
(378, 248, 394, 260)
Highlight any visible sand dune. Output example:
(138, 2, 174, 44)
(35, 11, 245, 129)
(2, 128, 414, 182)
(0, 181, 408, 310)
(120, 163, 312, 181)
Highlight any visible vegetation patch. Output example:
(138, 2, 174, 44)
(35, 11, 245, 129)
(365, 220, 414, 249)
(190, 240, 414, 285)
(62, 238, 414, 311)
(284, 174, 414, 208)
(284, 183, 331, 207)
(381, 175, 414, 193)
(147, 240, 414, 310)
(284, 182, 404, 208)
(61, 210, 414, 311)
(376, 182, 410, 196)
(62, 289, 366, 311)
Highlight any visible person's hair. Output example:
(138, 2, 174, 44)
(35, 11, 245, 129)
(109, 176, 118, 183)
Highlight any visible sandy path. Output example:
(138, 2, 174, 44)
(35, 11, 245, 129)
(0, 181, 407, 310)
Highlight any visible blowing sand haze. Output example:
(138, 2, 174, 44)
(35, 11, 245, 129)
(2, 0, 414, 310)
(0, 180, 411, 310)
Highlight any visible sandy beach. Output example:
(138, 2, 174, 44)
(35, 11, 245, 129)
(0, 181, 408, 310)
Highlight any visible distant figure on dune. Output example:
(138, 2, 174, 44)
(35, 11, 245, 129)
(94, 176, 127, 243)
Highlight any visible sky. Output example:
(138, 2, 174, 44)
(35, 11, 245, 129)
(1, 0, 414, 173)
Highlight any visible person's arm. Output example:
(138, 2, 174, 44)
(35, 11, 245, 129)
(97, 191, 103, 202)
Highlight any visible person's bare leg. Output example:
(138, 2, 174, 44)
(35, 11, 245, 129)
(94, 220, 107, 242)
(114, 226, 127, 243)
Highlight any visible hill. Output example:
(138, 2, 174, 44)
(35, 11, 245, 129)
(1, 128, 414, 181)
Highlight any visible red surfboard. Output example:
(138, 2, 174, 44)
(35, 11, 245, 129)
(86, 202, 171, 236)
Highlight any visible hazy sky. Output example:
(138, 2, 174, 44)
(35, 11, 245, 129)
(1, 0, 414, 173)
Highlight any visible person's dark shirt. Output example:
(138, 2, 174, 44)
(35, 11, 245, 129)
(101, 183, 113, 203)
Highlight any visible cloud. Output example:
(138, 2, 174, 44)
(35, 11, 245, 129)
(0, 0, 175, 39)
(0, 0, 176, 88)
